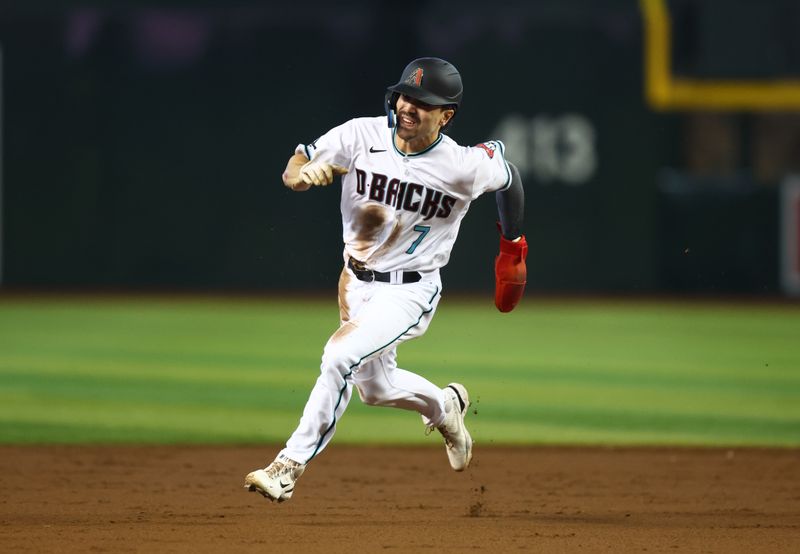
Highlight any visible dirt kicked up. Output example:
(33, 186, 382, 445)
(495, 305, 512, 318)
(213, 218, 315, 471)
(1, 445, 797, 553)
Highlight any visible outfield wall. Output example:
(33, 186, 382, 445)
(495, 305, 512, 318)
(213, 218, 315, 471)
(0, 1, 792, 293)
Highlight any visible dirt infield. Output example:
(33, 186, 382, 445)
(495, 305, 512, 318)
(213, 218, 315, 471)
(1, 446, 798, 553)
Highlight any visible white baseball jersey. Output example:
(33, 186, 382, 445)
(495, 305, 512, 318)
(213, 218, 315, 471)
(297, 116, 512, 273)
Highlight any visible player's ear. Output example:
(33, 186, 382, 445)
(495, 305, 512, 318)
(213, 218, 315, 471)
(440, 108, 455, 128)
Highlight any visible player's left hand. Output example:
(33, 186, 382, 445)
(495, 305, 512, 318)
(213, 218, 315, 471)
(299, 160, 349, 187)
(494, 231, 528, 313)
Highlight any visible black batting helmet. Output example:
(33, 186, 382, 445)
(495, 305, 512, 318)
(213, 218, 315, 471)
(385, 57, 463, 127)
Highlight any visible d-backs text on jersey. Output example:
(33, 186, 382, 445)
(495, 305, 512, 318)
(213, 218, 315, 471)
(354, 168, 457, 220)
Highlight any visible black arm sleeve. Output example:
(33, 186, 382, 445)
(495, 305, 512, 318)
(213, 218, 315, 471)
(496, 162, 525, 239)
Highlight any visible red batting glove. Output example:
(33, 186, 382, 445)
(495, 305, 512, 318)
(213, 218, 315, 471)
(495, 232, 528, 313)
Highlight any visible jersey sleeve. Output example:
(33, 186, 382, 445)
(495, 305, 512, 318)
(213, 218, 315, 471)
(469, 140, 513, 198)
(294, 119, 356, 168)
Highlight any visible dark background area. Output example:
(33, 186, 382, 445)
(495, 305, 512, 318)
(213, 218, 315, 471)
(0, 0, 797, 294)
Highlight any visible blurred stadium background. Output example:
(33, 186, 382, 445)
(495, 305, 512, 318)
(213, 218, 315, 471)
(0, 0, 798, 446)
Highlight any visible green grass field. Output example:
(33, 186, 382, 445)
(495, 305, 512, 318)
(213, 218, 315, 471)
(1, 294, 798, 447)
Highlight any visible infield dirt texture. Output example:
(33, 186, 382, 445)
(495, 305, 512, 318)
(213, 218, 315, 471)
(2, 445, 798, 552)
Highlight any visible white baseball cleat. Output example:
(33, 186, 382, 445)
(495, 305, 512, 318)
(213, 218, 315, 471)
(244, 454, 306, 503)
(432, 383, 473, 471)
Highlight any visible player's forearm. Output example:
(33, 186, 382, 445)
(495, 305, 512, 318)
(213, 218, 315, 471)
(496, 162, 525, 239)
(283, 153, 310, 191)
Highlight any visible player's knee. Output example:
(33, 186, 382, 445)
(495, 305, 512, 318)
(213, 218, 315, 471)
(321, 343, 359, 378)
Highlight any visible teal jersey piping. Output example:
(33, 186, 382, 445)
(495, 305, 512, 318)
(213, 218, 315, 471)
(391, 127, 444, 158)
(496, 140, 513, 191)
(305, 285, 441, 463)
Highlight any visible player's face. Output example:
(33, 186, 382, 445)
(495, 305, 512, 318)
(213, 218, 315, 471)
(395, 94, 454, 144)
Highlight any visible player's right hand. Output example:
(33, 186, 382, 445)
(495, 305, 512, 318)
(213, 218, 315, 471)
(299, 160, 349, 187)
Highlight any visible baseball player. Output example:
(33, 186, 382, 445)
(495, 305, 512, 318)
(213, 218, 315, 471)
(245, 57, 527, 503)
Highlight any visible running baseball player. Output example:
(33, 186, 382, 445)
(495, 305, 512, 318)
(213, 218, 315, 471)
(245, 57, 527, 503)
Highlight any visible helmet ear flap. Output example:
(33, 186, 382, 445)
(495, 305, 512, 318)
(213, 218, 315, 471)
(384, 91, 399, 128)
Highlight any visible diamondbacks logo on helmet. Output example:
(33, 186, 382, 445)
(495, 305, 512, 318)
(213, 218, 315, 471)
(405, 67, 424, 86)
(475, 142, 497, 159)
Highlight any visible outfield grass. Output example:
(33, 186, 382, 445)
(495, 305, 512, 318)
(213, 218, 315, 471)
(0, 294, 798, 446)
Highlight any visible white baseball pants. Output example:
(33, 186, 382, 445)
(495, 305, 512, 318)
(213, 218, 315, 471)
(280, 265, 447, 464)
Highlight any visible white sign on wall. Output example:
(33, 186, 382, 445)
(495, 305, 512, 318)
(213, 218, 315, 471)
(491, 113, 597, 185)
(781, 176, 800, 297)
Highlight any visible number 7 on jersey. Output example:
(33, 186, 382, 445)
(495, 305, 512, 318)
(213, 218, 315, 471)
(406, 225, 431, 255)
